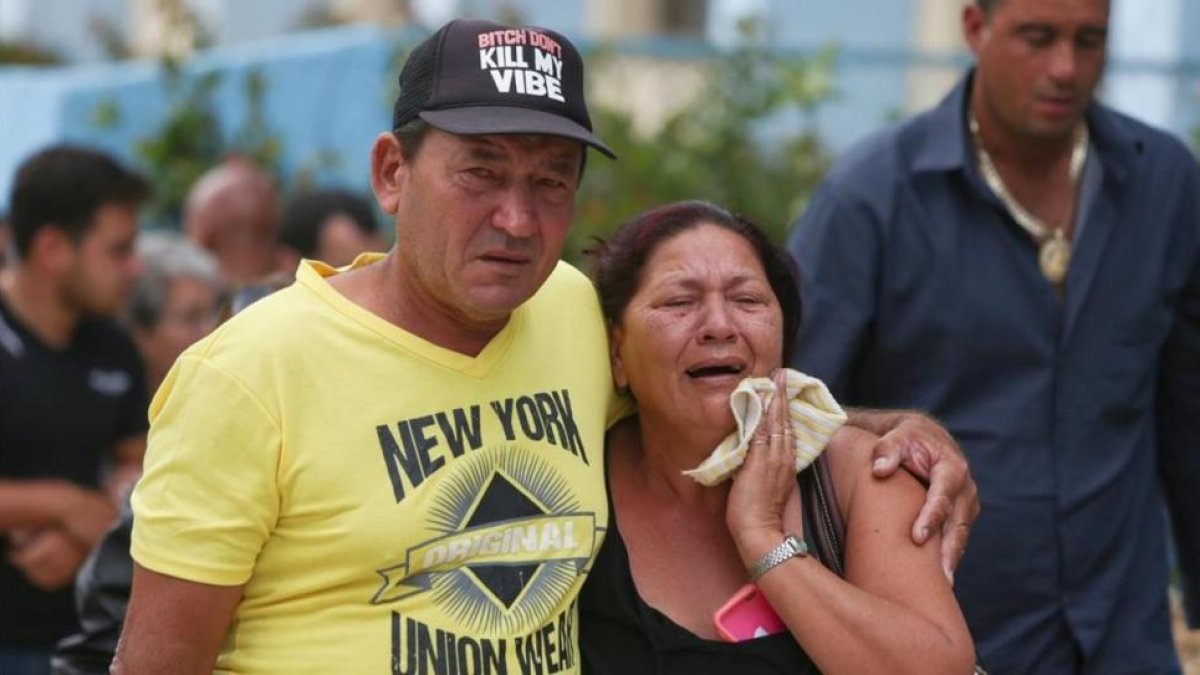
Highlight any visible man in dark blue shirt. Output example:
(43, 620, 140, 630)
(0, 145, 149, 675)
(788, 0, 1199, 672)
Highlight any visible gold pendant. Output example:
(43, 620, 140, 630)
(1039, 235, 1071, 286)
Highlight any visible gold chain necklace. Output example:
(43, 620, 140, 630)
(969, 114, 1088, 287)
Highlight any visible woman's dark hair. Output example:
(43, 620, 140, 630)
(587, 199, 802, 358)
(280, 188, 378, 259)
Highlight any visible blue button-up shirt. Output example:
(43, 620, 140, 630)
(788, 73, 1200, 673)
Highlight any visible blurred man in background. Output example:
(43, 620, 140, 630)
(0, 145, 150, 675)
(788, 0, 1199, 671)
(277, 188, 386, 270)
(51, 233, 223, 675)
(0, 214, 12, 271)
(182, 156, 280, 287)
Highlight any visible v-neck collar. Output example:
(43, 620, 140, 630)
(295, 255, 522, 379)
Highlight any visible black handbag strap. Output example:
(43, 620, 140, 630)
(800, 454, 846, 577)
(800, 455, 988, 674)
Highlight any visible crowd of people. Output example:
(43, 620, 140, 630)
(0, 151, 386, 674)
(0, 0, 1196, 673)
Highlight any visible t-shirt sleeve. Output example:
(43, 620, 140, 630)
(131, 353, 281, 586)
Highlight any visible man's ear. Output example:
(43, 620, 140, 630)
(609, 323, 628, 391)
(962, 4, 988, 55)
(28, 225, 76, 273)
(370, 133, 408, 216)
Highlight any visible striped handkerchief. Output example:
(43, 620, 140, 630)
(683, 368, 847, 486)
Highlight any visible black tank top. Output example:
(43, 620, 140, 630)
(579, 457, 845, 674)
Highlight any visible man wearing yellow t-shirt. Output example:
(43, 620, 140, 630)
(112, 18, 978, 675)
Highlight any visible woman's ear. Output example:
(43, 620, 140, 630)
(609, 323, 628, 392)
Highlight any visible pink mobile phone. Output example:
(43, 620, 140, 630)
(713, 583, 787, 642)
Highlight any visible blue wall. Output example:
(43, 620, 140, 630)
(1177, 0, 1200, 136)
(765, 0, 913, 151)
(1, 11, 1194, 214)
(0, 24, 411, 212)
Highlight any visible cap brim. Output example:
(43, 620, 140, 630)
(420, 107, 616, 159)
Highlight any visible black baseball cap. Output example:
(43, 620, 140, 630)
(392, 19, 615, 159)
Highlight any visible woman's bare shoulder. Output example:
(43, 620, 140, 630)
(823, 425, 878, 506)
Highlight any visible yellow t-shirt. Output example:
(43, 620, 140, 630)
(132, 257, 621, 674)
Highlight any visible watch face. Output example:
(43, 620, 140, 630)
(785, 534, 805, 555)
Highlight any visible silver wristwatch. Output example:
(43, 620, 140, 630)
(748, 533, 808, 581)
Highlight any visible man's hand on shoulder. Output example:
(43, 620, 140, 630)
(844, 408, 980, 584)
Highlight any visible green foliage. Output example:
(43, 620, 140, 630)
(87, 16, 836, 242)
(81, 0, 286, 229)
(0, 39, 64, 65)
(133, 59, 225, 228)
(567, 26, 837, 264)
(90, 55, 284, 229)
(229, 69, 283, 172)
(290, 149, 345, 193)
(87, 15, 134, 61)
(151, 0, 214, 52)
(293, 5, 346, 30)
(91, 99, 123, 129)
(81, 0, 207, 62)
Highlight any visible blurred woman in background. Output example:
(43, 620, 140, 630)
(126, 232, 224, 394)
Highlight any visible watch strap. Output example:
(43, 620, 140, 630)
(748, 533, 807, 581)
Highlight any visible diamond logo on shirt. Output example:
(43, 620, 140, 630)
(371, 446, 600, 635)
(464, 473, 546, 607)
